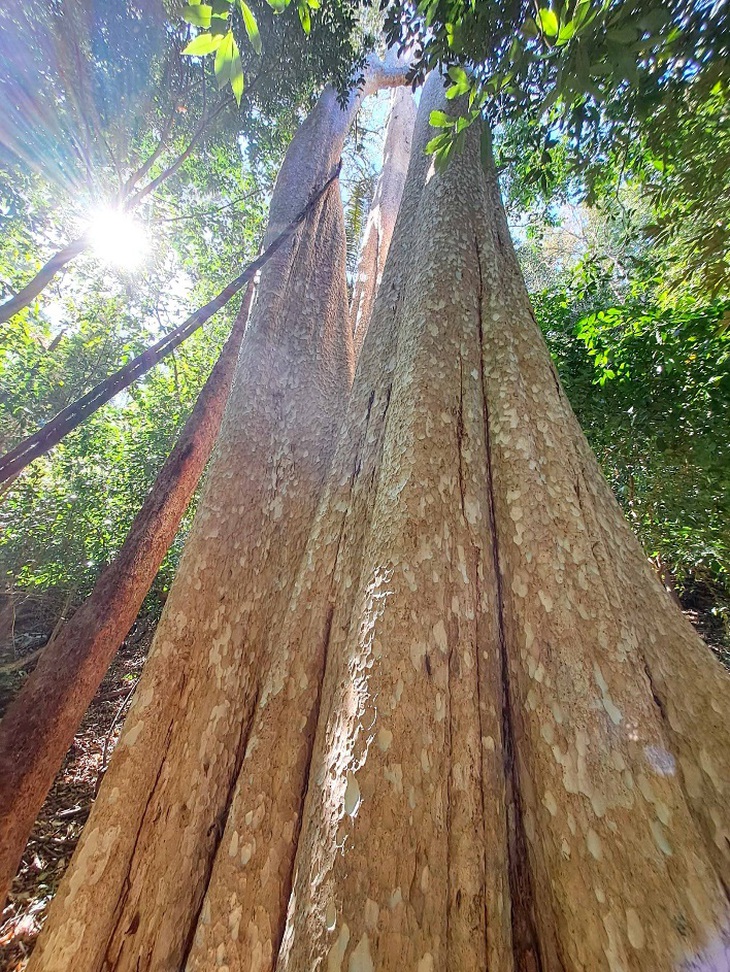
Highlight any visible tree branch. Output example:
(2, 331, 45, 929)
(0, 161, 342, 486)
(0, 236, 90, 326)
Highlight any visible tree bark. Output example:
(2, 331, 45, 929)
(350, 86, 416, 356)
(31, 72, 729, 972)
(0, 281, 254, 908)
(0, 236, 90, 325)
(27, 63, 405, 972)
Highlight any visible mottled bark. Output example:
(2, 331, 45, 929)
(27, 64, 406, 972)
(0, 282, 254, 908)
(186, 77, 730, 972)
(349, 87, 416, 356)
(32, 73, 730, 972)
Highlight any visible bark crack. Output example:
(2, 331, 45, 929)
(456, 353, 467, 518)
(472, 551, 493, 969)
(180, 684, 261, 970)
(103, 716, 176, 971)
(474, 235, 544, 972)
(271, 603, 336, 970)
(445, 610, 455, 965)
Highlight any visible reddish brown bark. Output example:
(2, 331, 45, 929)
(0, 282, 254, 906)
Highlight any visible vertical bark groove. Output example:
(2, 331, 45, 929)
(179, 687, 261, 970)
(475, 236, 545, 972)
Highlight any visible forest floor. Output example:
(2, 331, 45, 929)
(0, 592, 728, 970)
(0, 622, 152, 972)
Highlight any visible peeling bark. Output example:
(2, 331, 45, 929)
(190, 76, 730, 972)
(349, 87, 416, 357)
(31, 73, 730, 972)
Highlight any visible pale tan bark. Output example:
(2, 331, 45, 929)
(26, 95, 353, 972)
(191, 76, 730, 972)
(349, 87, 416, 356)
(27, 64, 408, 972)
(32, 74, 730, 972)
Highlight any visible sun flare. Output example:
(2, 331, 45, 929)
(87, 206, 150, 270)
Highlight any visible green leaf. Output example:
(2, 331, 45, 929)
(607, 26, 638, 43)
(266, 0, 289, 11)
(214, 30, 236, 87)
(238, 1, 262, 54)
(556, 20, 576, 45)
(298, 1, 311, 33)
(537, 8, 559, 37)
(181, 3, 212, 27)
(182, 31, 224, 55)
(638, 7, 671, 32)
(572, 0, 593, 29)
(429, 109, 455, 128)
(425, 132, 450, 154)
(210, 13, 230, 34)
(447, 65, 468, 87)
(230, 52, 244, 104)
(434, 140, 454, 173)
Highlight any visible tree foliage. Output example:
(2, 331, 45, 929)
(385, 0, 730, 296)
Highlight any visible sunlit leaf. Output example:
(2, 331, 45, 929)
(181, 4, 212, 27)
(182, 31, 223, 55)
(537, 8, 559, 36)
(238, 1, 262, 54)
(298, 2, 311, 33)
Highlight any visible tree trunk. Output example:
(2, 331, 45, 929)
(349, 87, 416, 355)
(26, 63, 405, 972)
(0, 281, 254, 907)
(32, 75, 730, 972)
(0, 236, 89, 325)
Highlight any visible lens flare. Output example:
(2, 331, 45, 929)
(87, 207, 150, 270)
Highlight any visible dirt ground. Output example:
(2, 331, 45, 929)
(0, 594, 727, 970)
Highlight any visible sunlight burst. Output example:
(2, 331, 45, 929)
(87, 206, 150, 270)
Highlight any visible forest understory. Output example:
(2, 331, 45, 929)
(0, 0, 729, 967)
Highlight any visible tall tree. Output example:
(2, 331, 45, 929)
(188, 76, 730, 972)
(24, 60, 406, 971)
(349, 86, 416, 354)
(29, 73, 730, 971)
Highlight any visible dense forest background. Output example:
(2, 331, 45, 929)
(0, 0, 728, 960)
